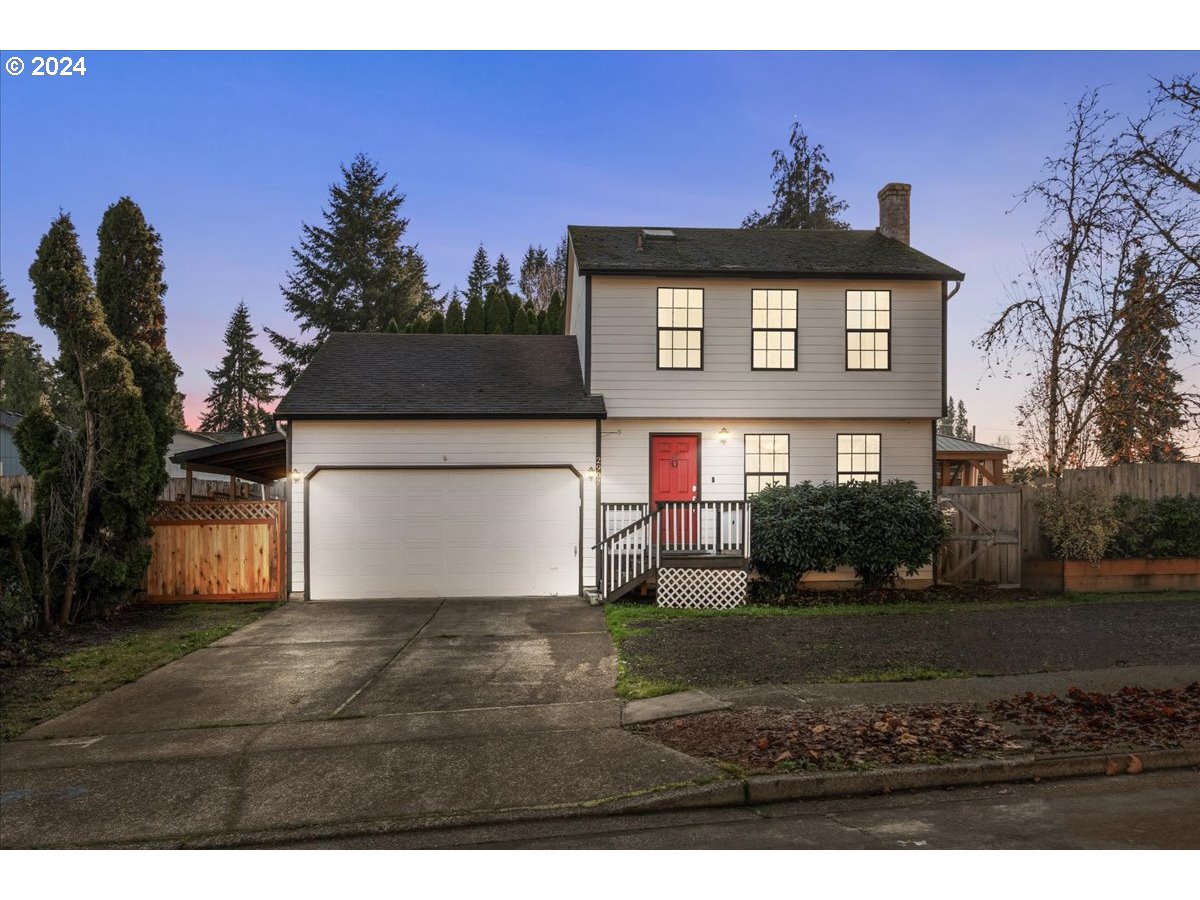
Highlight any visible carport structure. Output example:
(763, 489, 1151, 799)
(171, 430, 288, 500)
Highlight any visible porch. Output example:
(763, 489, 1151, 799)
(597, 500, 751, 605)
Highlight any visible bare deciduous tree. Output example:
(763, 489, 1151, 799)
(977, 84, 1200, 474)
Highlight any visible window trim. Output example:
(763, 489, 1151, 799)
(744, 432, 791, 498)
(749, 288, 799, 372)
(835, 432, 883, 484)
(655, 287, 705, 371)
(844, 289, 893, 372)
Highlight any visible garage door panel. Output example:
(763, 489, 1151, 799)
(308, 468, 579, 599)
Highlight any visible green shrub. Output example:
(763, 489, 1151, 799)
(1038, 489, 1118, 562)
(1109, 494, 1200, 558)
(749, 480, 948, 597)
(834, 480, 950, 589)
(748, 482, 846, 600)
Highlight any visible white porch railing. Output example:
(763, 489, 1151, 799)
(596, 501, 752, 600)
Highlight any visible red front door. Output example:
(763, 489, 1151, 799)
(651, 435, 699, 548)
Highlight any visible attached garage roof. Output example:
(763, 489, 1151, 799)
(569, 226, 965, 281)
(274, 333, 607, 420)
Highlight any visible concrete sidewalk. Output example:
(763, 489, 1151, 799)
(621, 664, 1200, 724)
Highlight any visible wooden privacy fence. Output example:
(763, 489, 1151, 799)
(0, 475, 35, 523)
(939, 462, 1200, 589)
(145, 500, 285, 602)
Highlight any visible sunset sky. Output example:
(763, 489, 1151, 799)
(2, 51, 1196, 448)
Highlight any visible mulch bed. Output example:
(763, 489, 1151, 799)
(621, 600, 1200, 686)
(636, 684, 1200, 773)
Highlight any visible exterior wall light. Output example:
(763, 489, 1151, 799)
(586, 465, 598, 480)
(718, 427, 730, 445)
(290, 467, 303, 482)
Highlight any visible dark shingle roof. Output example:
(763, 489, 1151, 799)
(569, 226, 965, 281)
(274, 334, 606, 420)
(936, 435, 1012, 455)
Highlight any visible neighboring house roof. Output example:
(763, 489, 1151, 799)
(174, 428, 244, 445)
(936, 435, 1012, 456)
(569, 226, 966, 281)
(0, 410, 22, 431)
(274, 334, 608, 420)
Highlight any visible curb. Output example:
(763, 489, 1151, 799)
(741, 746, 1200, 804)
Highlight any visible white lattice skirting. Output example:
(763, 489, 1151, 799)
(656, 567, 747, 609)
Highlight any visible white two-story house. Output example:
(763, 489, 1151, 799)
(274, 183, 963, 603)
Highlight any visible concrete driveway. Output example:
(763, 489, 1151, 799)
(1, 597, 718, 847)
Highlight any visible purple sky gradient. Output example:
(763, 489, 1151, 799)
(2, 51, 1196, 448)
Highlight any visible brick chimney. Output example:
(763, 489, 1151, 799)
(877, 182, 911, 245)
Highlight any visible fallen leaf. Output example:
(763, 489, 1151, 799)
(774, 750, 793, 763)
(810, 724, 829, 735)
(898, 732, 920, 746)
(1126, 754, 1143, 775)
(1105, 758, 1120, 776)
(756, 736, 770, 750)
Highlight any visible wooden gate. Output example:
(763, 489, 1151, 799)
(937, 486, 1021, 588)
(145, 500, 285, 602)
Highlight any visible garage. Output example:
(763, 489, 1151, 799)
(307, 467, 582, 599)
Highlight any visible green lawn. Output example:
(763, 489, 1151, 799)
(604, 591, 1199, 700)
(0, 602, 277, 741)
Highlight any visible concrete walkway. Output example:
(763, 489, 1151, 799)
(0, 597, 718, 848)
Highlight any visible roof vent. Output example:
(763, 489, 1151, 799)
(636, 228, 676, 251)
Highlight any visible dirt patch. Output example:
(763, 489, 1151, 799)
(621, 600, 1200, 688)
(636, 684, 1200, 773)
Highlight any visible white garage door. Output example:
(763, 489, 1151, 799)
(307, 468, 580, 599)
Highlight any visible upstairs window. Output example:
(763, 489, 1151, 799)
(751, 289, 798, 370)
(657, 288, 703, 369)
(846, 290, 891, 370)
(745, 433, 790, 495)
(837, 433, 881, 483)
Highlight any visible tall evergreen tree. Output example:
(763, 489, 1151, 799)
(938, 395, 957, 436)
(0, 277, 15, 337)
(199, 302, 276, 436)
(1096, 254, 1188, 463)
(550, 235, 568, 301)
(536, 308, 548, 335)
(20, 214, 158, 624)
(466, 244, 493, 302)
(512, 305, 532, 335)
(484, 286, 511, 334)
(494, 253, 513, 292)
(545, 291, 564, 334)
(1, 278, 55, 416)
(464, 294, 486, 334)
(954, 400, 971, 440)
(94, 197, 180, 497)
(445, 297, 465, 334)
(742, 123, 850, 230)
(428, 309, 445, 334)
(266, 154, 431, 386)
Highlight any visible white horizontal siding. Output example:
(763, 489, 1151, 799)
(589, 276, 943, 418)
(289, 420, 597, 595)
(600, 417, 934, 504)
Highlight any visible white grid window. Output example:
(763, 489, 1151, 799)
(837, 433, 881, 483)
(751, 289, 798, 369)
(657, 288, 703, 369)
(745, 433, 790, 495)
(846, 290, 891, 370)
